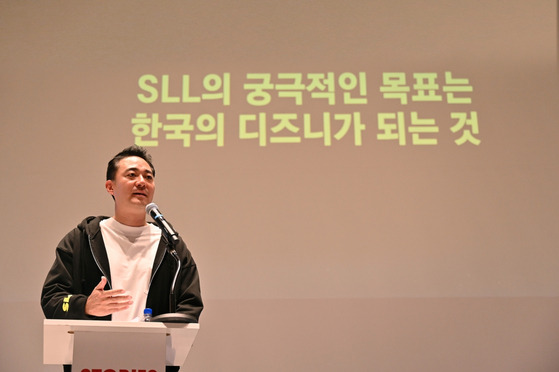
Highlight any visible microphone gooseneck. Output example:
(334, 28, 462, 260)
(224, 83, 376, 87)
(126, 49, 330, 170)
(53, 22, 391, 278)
(145, 203, 194, 322)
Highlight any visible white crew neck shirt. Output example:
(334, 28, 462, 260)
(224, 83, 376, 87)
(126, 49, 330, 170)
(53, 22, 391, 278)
(100, 217, 161, 321)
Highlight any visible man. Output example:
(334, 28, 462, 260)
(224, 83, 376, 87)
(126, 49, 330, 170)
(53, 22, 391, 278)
(41, 145, 203, 371)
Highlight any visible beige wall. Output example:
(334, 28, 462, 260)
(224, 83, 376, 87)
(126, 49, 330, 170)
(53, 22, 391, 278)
(1, 1, 558, 371)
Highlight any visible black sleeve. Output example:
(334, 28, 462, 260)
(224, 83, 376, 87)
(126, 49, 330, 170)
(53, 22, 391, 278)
(40, 228, 100, 320)
(175, 241, 204, 322)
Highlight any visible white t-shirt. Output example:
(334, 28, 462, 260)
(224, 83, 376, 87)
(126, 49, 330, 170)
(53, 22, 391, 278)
(100, 217, 161, 321)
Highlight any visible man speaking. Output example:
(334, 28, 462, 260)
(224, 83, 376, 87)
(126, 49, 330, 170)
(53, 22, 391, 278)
(41, 145, 203, 371)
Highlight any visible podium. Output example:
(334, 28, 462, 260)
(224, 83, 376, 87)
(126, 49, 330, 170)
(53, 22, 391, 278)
(43, 319, 199, 372)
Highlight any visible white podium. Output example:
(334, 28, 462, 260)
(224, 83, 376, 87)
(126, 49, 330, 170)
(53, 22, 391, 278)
(43, 319, 199, 371)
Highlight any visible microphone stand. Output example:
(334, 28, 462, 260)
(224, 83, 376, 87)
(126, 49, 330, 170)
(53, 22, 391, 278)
(151, 234, 196, 323)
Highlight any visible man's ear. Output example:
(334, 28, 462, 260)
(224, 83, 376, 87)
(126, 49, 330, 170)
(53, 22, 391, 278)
(105, 180, 114, 196)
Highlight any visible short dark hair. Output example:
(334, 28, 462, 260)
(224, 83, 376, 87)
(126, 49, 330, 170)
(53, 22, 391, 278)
(106, 145, 156, 181)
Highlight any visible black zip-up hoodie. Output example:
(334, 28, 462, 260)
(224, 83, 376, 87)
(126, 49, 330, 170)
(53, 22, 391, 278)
(41, 216, 203, 322)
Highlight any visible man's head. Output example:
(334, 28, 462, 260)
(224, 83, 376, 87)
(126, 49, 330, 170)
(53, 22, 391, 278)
(105, 146, 156, 225)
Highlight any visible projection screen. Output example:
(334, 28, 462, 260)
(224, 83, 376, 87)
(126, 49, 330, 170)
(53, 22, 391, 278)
(1, 1, 558, 371)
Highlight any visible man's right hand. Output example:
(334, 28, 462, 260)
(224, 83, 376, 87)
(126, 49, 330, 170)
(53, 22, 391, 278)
(85, 276, 133, 317)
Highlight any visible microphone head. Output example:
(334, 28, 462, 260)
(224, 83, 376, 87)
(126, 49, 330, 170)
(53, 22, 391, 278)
(145, 202, 158, 216)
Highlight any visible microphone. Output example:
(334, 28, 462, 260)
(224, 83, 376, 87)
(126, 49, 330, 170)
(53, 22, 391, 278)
(146, 203, 180, 246)
(145, 203, 194, 323)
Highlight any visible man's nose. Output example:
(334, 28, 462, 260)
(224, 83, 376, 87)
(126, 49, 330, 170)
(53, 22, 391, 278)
(136, 176, 146, 187)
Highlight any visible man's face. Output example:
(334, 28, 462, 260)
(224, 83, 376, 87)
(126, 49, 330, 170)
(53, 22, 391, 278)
(105, 156, 155, 212)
